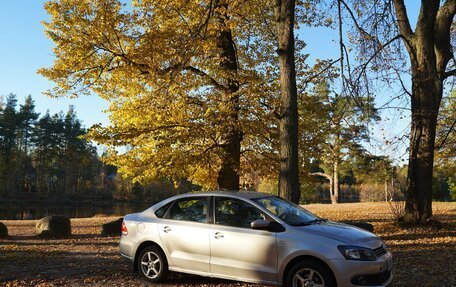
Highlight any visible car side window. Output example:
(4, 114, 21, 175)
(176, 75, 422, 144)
(168, 197, 209, 223)
(155, 202, 172, 218)
(214, 197, 265, 228)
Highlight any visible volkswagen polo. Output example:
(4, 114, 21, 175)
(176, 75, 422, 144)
(119, 191, 393, 287)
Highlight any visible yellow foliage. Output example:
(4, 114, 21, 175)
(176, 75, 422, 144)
(40, 0, 328, 190)
(40, 0, 281, 189)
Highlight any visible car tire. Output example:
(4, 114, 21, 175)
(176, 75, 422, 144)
(285, 259, 336, 287)
(137, 245, 169, 283)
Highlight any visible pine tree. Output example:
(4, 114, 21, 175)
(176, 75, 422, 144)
(17, 95, 39, 192)
(0, 94, 19, 195)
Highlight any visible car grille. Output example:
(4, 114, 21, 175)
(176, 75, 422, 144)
(373, 245, 386, 257)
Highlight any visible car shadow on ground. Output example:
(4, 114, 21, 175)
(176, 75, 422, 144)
(0, 233, 266, 286)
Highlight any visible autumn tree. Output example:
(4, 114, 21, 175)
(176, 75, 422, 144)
(435, 90, 455, 166)
(39, 0, 286, 190)
(393, 0, 455, 223)
(433, 90, 455, 201)
(336, 0, 456, 223)
(308, 82, 379, 203)
(273, 0, 301, 203)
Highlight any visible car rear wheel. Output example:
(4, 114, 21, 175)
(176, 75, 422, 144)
(286, 260, 336, 287)
(137, 246, 168, 282)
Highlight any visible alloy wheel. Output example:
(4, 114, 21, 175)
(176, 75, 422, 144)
(292, 267, 325, 287)
(140, 251, 161, 279)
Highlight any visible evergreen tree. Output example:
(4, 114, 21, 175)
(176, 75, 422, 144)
(0, 94, 19, 195)
(17, 95, 39, 192)
(309, 83, 380, 203)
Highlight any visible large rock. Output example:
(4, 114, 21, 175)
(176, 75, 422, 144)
(342, 221, 374, 232)
(36, 215, 71, 238)
(101, 218, 123, 236)
(0, 222, 8, 238)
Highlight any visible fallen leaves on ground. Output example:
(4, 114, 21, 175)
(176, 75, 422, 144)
(0, 202, 455, 287)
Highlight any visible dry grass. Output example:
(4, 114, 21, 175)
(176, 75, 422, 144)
(0, 202, 455, 287)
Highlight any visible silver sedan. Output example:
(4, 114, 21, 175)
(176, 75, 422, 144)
(120, 191, 393, 287)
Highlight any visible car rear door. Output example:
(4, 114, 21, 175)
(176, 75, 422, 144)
(158, 196, 211, 273)
(209, 196, 278, 283)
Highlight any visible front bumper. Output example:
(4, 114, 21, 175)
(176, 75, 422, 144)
(327, 252, 393, 287)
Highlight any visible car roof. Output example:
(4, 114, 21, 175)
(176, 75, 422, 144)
(178, 190, 273, 200)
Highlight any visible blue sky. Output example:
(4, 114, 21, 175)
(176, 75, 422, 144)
(0, 1, 421, 160)
(0, 0, 109, 127)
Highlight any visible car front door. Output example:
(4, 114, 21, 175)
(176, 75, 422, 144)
(158, 196, 211, 273)
(210, 196, 278, 283)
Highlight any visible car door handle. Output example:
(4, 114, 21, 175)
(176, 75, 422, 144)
(163, 226, 171, 233)
(214, 232, 224, 239)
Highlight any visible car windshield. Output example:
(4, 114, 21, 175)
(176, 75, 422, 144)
(253, 196, 322, 226)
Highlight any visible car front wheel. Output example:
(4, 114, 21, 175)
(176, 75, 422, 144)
(137, 246, 168, 282)
(286, 259, 336, 287)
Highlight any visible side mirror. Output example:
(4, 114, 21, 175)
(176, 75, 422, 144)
(251, 219, 270, 230)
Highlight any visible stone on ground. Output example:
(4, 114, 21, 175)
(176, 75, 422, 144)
(0, 222, 8, 238)
(101, 218, 123, 236)
(36, 215, 71, 238)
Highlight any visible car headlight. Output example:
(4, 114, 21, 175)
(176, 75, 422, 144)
(337, 245, 377, 261)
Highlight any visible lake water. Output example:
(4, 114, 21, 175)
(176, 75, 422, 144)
(0, 202, 153, 220)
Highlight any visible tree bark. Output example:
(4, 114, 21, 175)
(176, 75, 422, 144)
(275, 0, 301, 203)
(392, 0, 455, 224)
(404, 70, 442, 223)
(215, 0, 241, 191)
(332, 129, 341, 204)
(332, 158, 339, 204)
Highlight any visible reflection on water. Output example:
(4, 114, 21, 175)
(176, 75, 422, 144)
(0, 202, 153, 220)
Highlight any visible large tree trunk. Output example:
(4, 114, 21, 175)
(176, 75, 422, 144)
(275, 0, 300, 203)
(392, 0, 455, 224)
(217, 127, 241, 190)
(215, 0, 241, 191)
(404, 70, 442, 223)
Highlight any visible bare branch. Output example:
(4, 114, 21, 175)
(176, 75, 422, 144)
(309, 172, 333, 181)
(183, 66, 227, 91)
(259, 100, 281, 119)
(392, 0, 414, 40)
(436, 117, 456, 149)
(396, 70, 412, 97)
(444, 69, 456, 79)
(158, 63, 227, 91)
(435, 0, 456, 74)
(339, 0, 376, 40)
(304, 58, 341, 84)
(355, 34, 403, 84)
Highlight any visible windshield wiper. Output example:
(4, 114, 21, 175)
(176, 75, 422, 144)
(294, 218, 327, 226)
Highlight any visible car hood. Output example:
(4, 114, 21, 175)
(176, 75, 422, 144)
(296, 221, 382, 248)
